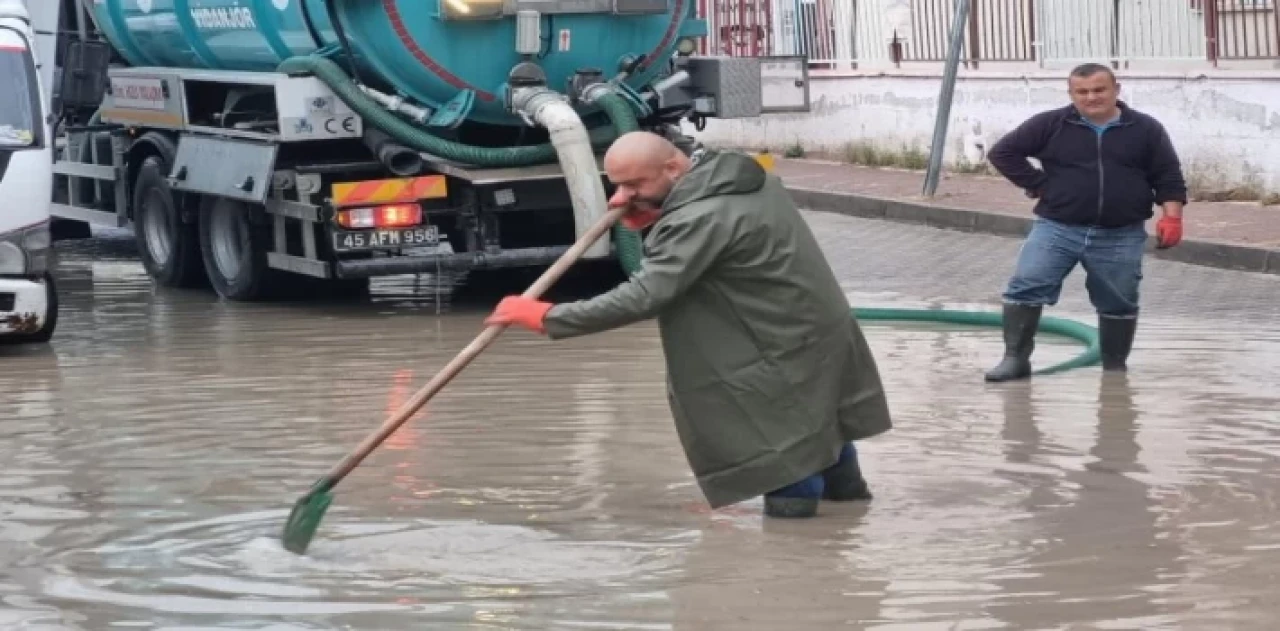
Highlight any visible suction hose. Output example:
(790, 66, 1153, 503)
(510, 86, 614, 258)
(850, 308, 1101, 376)
(580, 86, 647, 274)
(363, 127, 425, 177)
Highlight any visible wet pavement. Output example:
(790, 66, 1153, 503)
(2, 214, 1279, 629)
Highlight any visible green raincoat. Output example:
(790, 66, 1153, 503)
(543, 149, 892, 508)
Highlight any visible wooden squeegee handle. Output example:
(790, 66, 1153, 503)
(320, 205, 629, 487)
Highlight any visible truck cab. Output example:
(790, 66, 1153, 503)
(0, 0, 57, 343)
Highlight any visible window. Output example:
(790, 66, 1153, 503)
(0, 27, 41, 150)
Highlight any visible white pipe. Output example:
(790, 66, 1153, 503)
(511, 87, 611, 259)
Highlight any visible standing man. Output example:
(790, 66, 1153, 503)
(485, 131, 893, 519)
(984, 63, 1187, 382)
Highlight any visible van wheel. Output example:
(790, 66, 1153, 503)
(133, 155, 205, 287)
(199, 196, 279, 301)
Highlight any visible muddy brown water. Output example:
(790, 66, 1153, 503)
(2, 215, 1279, 629)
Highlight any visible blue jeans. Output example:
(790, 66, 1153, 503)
(1003, 218, 1147, 318)
(766, 442, 859, 499)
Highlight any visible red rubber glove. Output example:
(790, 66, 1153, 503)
(485, 296, 553, 334)
(1155, 216, 1182, 249)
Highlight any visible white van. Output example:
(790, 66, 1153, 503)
(0, 0, 56, 344)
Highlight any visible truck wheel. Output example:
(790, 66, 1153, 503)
(198, 197, 278, 301)
(133, 155, 205, 287)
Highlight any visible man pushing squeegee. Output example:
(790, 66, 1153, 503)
(282, 132, 891, 554)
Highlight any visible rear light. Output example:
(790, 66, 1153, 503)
(336, 204, 423, 229)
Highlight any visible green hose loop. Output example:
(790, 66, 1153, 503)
(851, 307, 1101, 376)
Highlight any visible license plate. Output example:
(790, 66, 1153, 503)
(332, 226, 440, 252)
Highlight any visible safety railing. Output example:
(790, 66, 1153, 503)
(695, 0, 1280, 70)
(1204, 0, 1280, 61)
(896, 0, 1035, 63)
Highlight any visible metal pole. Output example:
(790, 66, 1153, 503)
(922, 0, 971, 198)
(76, 0, 89, 40)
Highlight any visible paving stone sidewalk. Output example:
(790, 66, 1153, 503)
(773, 158, 1280, 276)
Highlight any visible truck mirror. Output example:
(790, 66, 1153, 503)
(57, 40, 112, 114)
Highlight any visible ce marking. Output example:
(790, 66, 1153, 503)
(323, 115, 357, 135)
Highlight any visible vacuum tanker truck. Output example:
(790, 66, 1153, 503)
(39, 0, 809, 300)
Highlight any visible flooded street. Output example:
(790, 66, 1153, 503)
(3, 212, 1280, 629)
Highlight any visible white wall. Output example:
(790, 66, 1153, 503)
(690, 71, 1280, 192)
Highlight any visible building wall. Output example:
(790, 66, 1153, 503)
(688, 70, 1280, 193)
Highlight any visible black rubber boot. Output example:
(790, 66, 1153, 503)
(822, 443, 873, 501)
(984, 304, 1042, 382)
(1099, 315, 1137, 371)
(763, 473, 823, 518)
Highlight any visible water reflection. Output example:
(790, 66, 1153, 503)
(987, 373, 1187, 628)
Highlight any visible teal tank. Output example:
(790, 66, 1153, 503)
(89, 0, 706, 126)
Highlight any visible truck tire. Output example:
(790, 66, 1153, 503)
(132, 155, 206, 287)
(198, 196, 278, 301)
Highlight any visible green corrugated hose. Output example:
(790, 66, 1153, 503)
(849, 307, 1100, 376)
(592, 89, 647, 273)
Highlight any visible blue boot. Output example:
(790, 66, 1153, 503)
(822, 443, 872, 501)
(764, 473, 824, 518)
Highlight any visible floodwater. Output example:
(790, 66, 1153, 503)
(2, 214, 1280, 630)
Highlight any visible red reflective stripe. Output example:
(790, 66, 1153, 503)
(641, 0, 687, 70)
(382, 0, 496, 102)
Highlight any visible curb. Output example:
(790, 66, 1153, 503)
(788, 187, 1280, 277)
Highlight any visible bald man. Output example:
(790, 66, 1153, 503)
(486, 132, 893, 519)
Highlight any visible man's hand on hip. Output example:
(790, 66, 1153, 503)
(486, 296, 553, 334)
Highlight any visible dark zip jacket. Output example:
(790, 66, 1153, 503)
(987, 101, 1187, 228)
